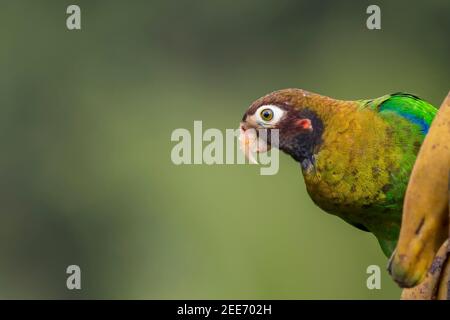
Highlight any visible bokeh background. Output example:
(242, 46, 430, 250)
(1, 0, 449, 299)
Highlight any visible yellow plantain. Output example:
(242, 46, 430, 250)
(400, 240, 448, 299)
(436, 253, 449, 300)
(388, 91, 450, 288)
(440, 184, 450, 299)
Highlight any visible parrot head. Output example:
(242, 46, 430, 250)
(239, 89, 324, 169)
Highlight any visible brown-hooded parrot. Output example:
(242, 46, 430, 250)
(239, 88, 437, 257)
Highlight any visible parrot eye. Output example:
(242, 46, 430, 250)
(260, 108, 274, 121)
(255, 105, 285, 126)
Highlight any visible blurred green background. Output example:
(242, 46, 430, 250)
(0, 0, 448, 299)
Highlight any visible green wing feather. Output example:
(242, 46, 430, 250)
(357, 93, 438, 256)
(362, 92, 437, 133)
(365, 93, 437, 210)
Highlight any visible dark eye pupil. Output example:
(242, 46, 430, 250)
(261, 109, 273, 120)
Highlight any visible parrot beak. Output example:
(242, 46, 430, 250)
(239, 123, 271, 164)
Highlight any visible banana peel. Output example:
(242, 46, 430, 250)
(388, 91, 450, 295)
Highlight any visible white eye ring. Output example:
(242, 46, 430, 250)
(255, 105, 285, 126)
